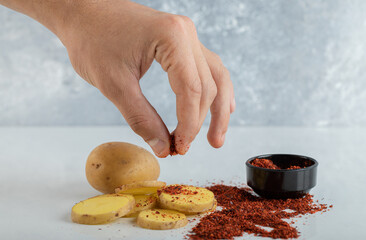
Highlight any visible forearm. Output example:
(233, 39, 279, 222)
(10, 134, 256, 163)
(0, 0, 71, 36)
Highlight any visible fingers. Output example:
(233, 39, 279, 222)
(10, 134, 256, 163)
(170, 48, 218, 154)
(230, 80, 236, 113)
(156, 41, 202, 154)
(154, 17, 218, 155)
(170, 61, 202, 154)
(201, 45, 234, 148)
(99, 69, 171, 158)
(153, 14, 232, 154)
(192, 42, 218, 128)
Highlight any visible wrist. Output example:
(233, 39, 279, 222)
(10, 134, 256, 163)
(0, 0, 72, 38)
(35, 1, 73, 40)
(53, 0, 134, 44)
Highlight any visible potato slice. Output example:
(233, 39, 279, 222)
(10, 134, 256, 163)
(158, 185, 215, 213)
(182, 199, 217, 216)
(137, 209, 188, 230)
(115, 181, 166, 195)
(124, 194, 158, 218)
(71, 194, 134, 224)
(207, 198, 217, 213)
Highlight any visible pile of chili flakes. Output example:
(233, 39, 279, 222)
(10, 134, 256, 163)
(188, 184, 332, 239)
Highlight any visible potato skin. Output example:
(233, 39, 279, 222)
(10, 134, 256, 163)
(86, 142, 160, 193)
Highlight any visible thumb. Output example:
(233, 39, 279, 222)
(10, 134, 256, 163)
(105, 74, 171, 158)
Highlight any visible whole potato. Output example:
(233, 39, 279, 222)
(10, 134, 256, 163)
(86, 142, 160, 193)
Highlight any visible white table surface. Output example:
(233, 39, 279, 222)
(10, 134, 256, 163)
(0, 127, 365, 240)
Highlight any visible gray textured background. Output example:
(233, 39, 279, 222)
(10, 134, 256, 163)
(1, 0, 366, 126)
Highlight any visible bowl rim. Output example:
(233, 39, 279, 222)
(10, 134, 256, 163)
(245, 153, 318, 172)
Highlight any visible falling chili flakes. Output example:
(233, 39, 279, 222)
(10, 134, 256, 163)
(187, 184, 331, 239)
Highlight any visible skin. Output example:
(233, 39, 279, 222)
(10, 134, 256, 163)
(0, 0, 235, 158)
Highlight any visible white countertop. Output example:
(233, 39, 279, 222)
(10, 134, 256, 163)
(0, 127, 365, 239)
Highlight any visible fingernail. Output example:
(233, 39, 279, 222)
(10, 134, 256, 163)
(147, 138, 167, 156)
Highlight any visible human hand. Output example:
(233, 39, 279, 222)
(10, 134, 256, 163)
(56, 0, 235, 157)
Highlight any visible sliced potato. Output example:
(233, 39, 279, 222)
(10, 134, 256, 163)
(71, 194, 134, 225)
(137, 209, 188, 230)
(158, 185, 215, 213)
(207, 198, 217, 213)
(124, 211, 139, 218)
(115, 181, 166, 195)
(124, 194, 158, 218)
(182, 199, 217, 215)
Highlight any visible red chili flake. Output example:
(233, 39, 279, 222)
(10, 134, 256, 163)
(170, 134, 178, 155)
(187, 184, 331, 239)
(251, 158, 281, 169)
(287, 165, 301, 170)
(160, 185, 200, 195)
(251, 159, 308, 170)
(155, 211, 160, 214)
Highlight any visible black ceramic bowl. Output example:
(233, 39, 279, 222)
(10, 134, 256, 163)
(246, 154, 318, 199)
